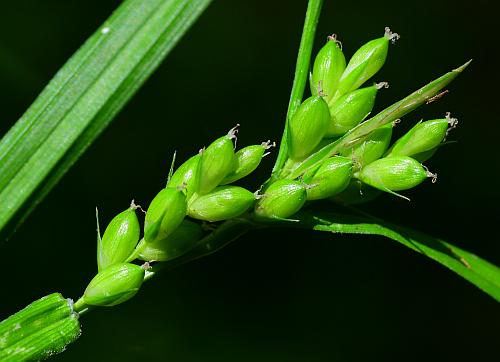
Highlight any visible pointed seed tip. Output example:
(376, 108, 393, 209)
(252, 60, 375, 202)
(454, 59, 473, 72)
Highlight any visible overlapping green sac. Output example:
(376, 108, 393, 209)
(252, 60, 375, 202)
(310, 35, 346, 102)
(144, 187, 187, 243)
(341, 123, 393, 170)
(188, 186, 255, 222)
(303, 156, 353, 200)
(97, 203, 140, 271)
(167, 154, 201, 199)
(198, 126, 238, 194)
(326, 82, 388, 137)
(354, 156, 434, 193)
(137, 219, 203, 262)
(336, 27, 399, 97)
(288, 95, 330, 161)
(255, 180, 307, 220)
(386, 113, 457, 161)
(83, 263, 145, 307)
(221, 141, 274, 184)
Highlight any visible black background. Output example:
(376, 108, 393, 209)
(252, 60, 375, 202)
(0, 0, 499, 361)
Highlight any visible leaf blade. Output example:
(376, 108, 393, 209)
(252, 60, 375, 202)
(295, 210, 500, 302)
(0, 0, 213, 236)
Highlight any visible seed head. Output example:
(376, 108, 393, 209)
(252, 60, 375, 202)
(310, 35, 346, 102)
(336, 27, 397, 96)
(83, 263, 144, 307)
(254, 180, 307, 220)
(221, 142, 275, 185)
(386, 114, 457, 160)
(304, 156, 353, 200)
(144, 187, 187, 243)
(354, 156, 429, 194)
(168, 154, 201, 199)
(341, 123, 393, 170)
(326, 82, 386, 137)
(97, 204, 140, 271)
(188, 186, 255, 222)
(288, 95, 331, 161)
(198, 129, 237, 194)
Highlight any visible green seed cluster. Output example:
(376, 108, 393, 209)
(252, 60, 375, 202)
(256, 28, 457, 219)
(75, 28, 459, 310)
(76, 127, 273, 308)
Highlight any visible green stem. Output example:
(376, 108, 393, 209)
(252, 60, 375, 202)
(72, 298, 90, 315)
(271, 0, 324, 179)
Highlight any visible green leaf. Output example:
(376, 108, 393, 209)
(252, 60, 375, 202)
(0, 0, 213, 237)
(295, 210, 500, 302)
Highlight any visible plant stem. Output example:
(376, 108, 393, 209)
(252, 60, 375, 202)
(271, 0, 324, 179)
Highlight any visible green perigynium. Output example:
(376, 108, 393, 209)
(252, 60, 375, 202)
(326, 82, 388, 137)
(188, 186, 255, 222)
(355, 156, 435, 193)
(167, 154, 201, 199)
(336, 27, 399, 97)
(221, 141, 275, 184)
(310, 34, 346, 102)
(304, 156, 353, 200)
(144, 187, 187, 244)
(288, 95, 330, 161)
(255, 180, 307, 220)
(386, 113, 458, 159)
(82, 263, 145, 307)
(341, 123, 393, 170)
(198, 126, 238, 194)
(97, 202, 140, 271)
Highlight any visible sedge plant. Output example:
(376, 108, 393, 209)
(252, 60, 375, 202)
(1, 0, 499, 360)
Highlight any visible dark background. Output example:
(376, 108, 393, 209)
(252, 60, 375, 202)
(1, 0, 499, 361)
